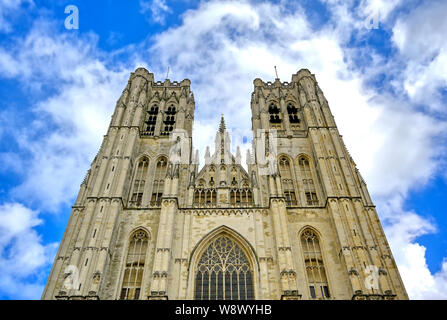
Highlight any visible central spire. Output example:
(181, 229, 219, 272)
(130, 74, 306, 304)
(219, 114, 226, 133)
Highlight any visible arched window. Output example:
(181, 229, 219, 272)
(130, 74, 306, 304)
(194, 188, 216, 207)
(161, 104, 177, 136)
(298, 156, 318, 206)
(130, 157, 149, 207)
(301, 229, 330, 299)
(230, 188, 252, 206)
(194, 235, 254, 300)
(151, 157, 167, 205)
(268, 103, 282, 129)
(120, 230, 149, 300)
(287, 103, 300, 129)
(279, 157, 297, 206)
(194, 188, 204, 206)
(144, 104, 158, 136)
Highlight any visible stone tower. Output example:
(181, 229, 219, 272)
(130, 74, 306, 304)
(42, 67, 408, 300)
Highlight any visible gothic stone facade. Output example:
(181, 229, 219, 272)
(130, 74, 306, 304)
(42, 67, 408, 300)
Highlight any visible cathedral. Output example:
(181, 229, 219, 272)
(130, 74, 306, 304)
(41, 67, 408, 300)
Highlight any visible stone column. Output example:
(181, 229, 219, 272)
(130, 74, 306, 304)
(327, 199, 363, 295)
(254, 210, 271, 298)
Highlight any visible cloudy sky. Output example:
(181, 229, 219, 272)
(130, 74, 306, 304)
(0, 0, 446, 299)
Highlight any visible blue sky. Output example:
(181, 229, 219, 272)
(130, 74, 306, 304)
(0, 0, 446, 299)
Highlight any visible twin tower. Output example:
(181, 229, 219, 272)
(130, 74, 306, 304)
(42, 67, 408, 300)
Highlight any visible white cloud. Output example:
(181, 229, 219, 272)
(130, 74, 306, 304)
(387, 217, 447, 300)
(0, 0, 33, 33)
(140, 0, 172, 24)
(392, 0, 447, 112)
(358, 0, 403, 22)
(0, 21, 132, 212)
(0, 202, 58, 299)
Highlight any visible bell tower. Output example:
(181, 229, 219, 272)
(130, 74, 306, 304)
(249, 69, 407, 299)
(41, 68, 196, 300)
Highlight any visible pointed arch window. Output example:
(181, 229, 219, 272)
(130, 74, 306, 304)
(151, 157, 167, 205)
(287, 103, 300, 129)
(298, 157, 319, 206)
(194, 235, 254, 300)
(230, 188, 253, 207)
(279, 157, 297, 206)
(161, 104, 177, 136)
(120, 230, 149, 300)
(301, 229, 330, 299)
(194, 188, 204, 206)
(194, 188, 216, 207)
(144, 104, 158, 136)
(268, 103, 282, 129)
(130, 158, 149, 207)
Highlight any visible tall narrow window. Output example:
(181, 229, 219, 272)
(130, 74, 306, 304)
(301, 229, 330, 299)
(161, 104, 176, 136)
(130, 158, 149, 207)
(151, 157, 167, 205)
(298, 156, 319, 206)
(268, 103, 282, 129)
(279, 157, 297, 206)
(208, 189, 217, 206)
(120, 230, 149, 300)
(194, 189, 204, 206)
(245, 189, 253, 205)
(287, 103, 300, 129)
(195, 235, 254, 300)
(230, 189, 237, 205)
(144, 105, 158, 136)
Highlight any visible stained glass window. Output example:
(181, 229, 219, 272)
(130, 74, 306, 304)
(194, 235, 254, 300)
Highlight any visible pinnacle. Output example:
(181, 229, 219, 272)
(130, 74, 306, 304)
(219, 114, 226, 133)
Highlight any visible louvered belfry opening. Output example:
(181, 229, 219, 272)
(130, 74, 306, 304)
(144, 105, 158, 136)
(161, 104, 176, 136)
